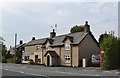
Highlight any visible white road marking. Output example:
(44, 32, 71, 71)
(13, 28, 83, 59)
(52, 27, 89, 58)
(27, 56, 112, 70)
(3, 68, 46, 77)
(25, 73, 46, 77)
(19, 71, 24, 74)
(91, 70, 95, 71)
(103, 71, 112, 73)
(83, 69, 95, 71)
(21, 67, 26, 68)
(95, 74, 100, 76)
(54, 70, 100, 76)
(116, 72, 120, 74)
(83, 70, 90, 71)
(4, 69, 8, 71)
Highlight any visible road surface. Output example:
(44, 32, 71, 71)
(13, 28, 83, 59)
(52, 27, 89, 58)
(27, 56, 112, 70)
(1, 63, 120, 78)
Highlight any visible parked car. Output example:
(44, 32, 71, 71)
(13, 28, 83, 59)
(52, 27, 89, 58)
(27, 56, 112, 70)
(28, 59, 35, 65)
(91, 54, 100, 67)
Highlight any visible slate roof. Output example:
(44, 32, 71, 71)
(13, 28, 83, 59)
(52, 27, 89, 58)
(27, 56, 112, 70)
(25, 38, 47, 46)
(69, 32, 88, 44)
(10, 43, 25, 50)
(9, 44, 25, 53)
(51, 32, 88, 46)
(44, 51, 58, 57)
(51, 34, 66, 46)
(16, 44, 26, 48)
(24, 31, 99, 47)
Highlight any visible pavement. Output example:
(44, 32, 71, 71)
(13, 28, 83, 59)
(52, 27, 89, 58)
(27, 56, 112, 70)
(0, 63, 120, 78)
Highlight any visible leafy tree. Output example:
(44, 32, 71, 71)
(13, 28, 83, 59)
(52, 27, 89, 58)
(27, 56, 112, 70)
(2, 56, 7, 63)
(7, 56, 17, 63)
(70, 25, 84, 33)
(100, 32, 120, 70)
(2, 44, 7, 56)
(4, 52, 12, 59)
(99, 32, 108, 44)
(15, 50, 22, 63)
(1, 44, 8, 63)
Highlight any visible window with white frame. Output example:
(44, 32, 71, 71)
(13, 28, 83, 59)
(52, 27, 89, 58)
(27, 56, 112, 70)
(64, 55, 71, 63)
(65, 44, 70, 50)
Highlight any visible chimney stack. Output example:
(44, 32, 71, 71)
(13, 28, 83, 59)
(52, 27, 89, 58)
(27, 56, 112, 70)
(19, 40, 23, 44)
(84, 21, 90, 33)
(32, 37, 35, 40)
(10, 46, 12, 48)
(50, 29, 56, 38)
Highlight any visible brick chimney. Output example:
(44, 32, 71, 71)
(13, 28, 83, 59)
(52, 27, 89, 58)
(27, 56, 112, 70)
(19, 40, 23, 44)
(32, 37, 35, 40)
(84, 21, 90, 33)
(50, 29, 56, 38)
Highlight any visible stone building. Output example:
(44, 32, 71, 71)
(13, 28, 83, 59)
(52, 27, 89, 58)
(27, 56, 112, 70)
(22, 21, 100, 67)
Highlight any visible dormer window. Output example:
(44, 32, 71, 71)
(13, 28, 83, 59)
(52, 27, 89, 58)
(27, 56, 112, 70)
(65, 44, 70, 50)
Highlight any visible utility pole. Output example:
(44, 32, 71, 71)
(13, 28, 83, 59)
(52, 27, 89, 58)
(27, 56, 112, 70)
(55, 24, 57, 33)
(15, 33, 17, 56)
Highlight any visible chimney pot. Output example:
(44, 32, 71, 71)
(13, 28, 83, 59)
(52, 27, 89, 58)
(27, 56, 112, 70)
(84, 21, 90, 32)
(50, 29, 56, 38)
(53, 29, 55, 32)
(32, 37, 35, 40)
(20, 40, 23, 44)
(85, 21, 88, 25)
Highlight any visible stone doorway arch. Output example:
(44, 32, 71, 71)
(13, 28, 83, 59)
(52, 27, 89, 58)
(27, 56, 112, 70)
(47, 55, 50, 66)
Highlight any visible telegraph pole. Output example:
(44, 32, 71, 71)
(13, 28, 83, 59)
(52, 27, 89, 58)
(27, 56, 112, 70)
(15, 33, 17, 56)
(55, 24, 57, 33)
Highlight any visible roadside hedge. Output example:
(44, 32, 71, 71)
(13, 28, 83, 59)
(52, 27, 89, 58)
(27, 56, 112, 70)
(2, 57, 7, 63)
(100, 34, 120, 70)
(7, 58, 16, 63)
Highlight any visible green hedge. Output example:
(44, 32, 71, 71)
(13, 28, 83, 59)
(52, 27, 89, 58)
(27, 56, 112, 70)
(7, 57, 16, 63)
(100, 34, 120, 70)
(2, 57, 7, 63)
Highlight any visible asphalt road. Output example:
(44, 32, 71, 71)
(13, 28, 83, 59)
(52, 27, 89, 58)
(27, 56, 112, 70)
(2, 69, 31, 76)
(1, 63, 120, 78)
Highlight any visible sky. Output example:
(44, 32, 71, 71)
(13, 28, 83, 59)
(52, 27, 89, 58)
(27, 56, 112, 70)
(0, 0, 119, 48)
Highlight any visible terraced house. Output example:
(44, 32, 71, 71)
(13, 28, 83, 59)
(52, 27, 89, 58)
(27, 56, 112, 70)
(22, 21, 100, 67)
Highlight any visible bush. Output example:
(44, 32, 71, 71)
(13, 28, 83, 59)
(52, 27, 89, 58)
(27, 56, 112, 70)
(7, 56, 17, 63)
(100, 34, 120, 70)
(2, 57, 7, 63)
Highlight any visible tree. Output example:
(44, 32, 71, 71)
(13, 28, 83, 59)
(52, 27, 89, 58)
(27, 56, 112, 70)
(99, 32, 108, 44)
(100, 32, 120, 70)
(70, 25, 84, 33)
(1, 44, 8, 63)
(2, 44, 7, 56)
(15, 49, 22, 63)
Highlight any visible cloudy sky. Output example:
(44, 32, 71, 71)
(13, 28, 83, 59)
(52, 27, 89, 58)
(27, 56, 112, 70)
(0, 1, 119, 48)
